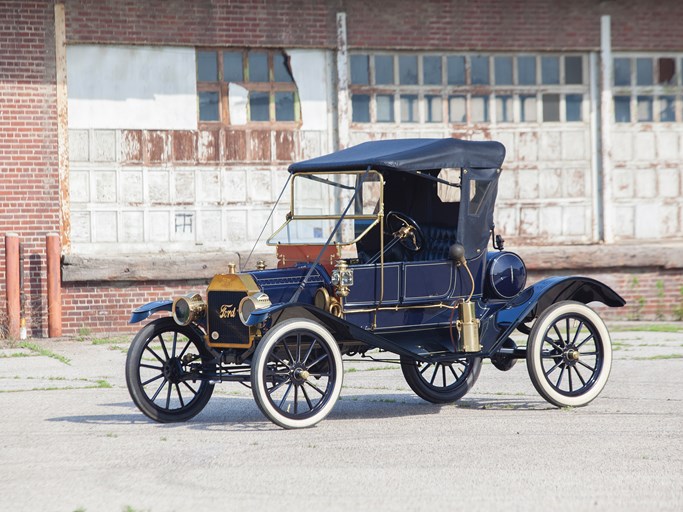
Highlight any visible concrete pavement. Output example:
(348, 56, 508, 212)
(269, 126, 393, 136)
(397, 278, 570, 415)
(0, 323, 682, 511)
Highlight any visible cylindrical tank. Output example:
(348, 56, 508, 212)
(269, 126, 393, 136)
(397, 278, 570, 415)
(485, 252, 527, 300)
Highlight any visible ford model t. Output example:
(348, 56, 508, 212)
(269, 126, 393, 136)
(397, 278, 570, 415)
(126, 138, 625, 429)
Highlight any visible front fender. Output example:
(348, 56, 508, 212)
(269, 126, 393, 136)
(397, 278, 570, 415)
(480, 276, 625, 354)
(129, 300, 173, 324)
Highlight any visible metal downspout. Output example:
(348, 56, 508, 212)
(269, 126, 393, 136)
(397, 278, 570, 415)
(600, 15, 614, 243)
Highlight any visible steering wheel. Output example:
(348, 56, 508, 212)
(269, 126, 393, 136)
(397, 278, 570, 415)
(385, 211, 425, 252)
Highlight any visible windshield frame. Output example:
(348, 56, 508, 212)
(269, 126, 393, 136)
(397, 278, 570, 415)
(267, 169, 384, 247)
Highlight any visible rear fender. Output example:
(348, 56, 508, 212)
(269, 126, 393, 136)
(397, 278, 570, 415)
(129, 300, 172, 324)
(480, 276, 625, 355)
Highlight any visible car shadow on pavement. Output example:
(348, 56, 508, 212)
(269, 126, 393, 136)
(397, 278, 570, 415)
(47, 395, 553, 431)
(456, 397, 555, 411)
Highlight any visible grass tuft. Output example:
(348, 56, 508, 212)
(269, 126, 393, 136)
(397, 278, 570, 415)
(18, 342, 70, 365)
(633, 353, 683, 361)
(611, 324, 683, 333)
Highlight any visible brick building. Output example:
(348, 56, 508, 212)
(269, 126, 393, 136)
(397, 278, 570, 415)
(1, 0, 683, 337)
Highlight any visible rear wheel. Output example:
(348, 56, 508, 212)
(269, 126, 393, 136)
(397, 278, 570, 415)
(526, 301, 612, 407)
(400, 356, 482, 404)
(251, 319, 343, 429)
(126, 317, 215, 422)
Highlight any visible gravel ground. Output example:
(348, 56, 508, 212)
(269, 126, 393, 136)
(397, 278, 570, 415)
(0, 322, 681, 512)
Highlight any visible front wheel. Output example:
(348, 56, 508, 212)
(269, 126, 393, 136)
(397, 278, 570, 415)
(251, 319, 343, 429)
(400, 356, 482, 404)
(526, 301, 612, 408)
(125, 317, 215, 422)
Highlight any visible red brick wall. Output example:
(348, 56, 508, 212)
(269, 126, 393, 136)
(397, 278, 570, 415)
(528, 269, 683, 322)
(64, 0, 338, 48)
(345, 0, 683, 51)
(61, 281, 209, 335)
(63, 0, 683, 51)
(55, 267, 683, 337)
(0, 1, 60, 338)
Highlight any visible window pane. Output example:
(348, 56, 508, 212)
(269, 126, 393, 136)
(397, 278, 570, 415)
(494, 57, 513, 85)
(400, 94, 418, 122)
(375, 55, 394, 85)
(399, 55, 418, 85)
(423, 56, 442, 85)
(351, 94, 370, 122)
(614, 58, 631, 86)
(449, 95, 466, 122)
(425, 95, 442, 122)
(471, 56, 489, 85)
(198, 91, 219, 121)
(197, 51, 218, 81)
(541, 56, 559, 84)
(274, 53, 293, 82)
(249, 52, 269, 82)
(447, 56, 466, 85)
(520, 95, 537, 122)
(657, 58, 675, 85)
(469, 180, 491, 216)
(275, 92, 295, 121)
(614, 96, 631, 123)
(249, 91, 270, 121)
(636, 58, 653, 86)
(223, 52, 243, 82)
(566, 94, 582, 122)
(351, 55, 369, 85)
(637, 95, 653, 122)
(518, 56, 536, 85)
(495, 95, 512, 122)
(376, 94, 394, 122)
(471, 95, 489, 122)
(659, 96, 675, 122)
(565, 56, 583, 84)
(542, 93, 560, 121)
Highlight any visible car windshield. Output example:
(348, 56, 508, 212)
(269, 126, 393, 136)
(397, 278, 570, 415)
(267, 171, 382, 246)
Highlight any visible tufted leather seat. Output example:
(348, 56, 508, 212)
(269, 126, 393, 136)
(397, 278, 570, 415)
(410, 224, 458, 261)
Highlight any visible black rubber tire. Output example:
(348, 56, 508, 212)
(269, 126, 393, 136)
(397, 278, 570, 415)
(126, 317, 215, 423)
(526, 301, 612, 408)
(251, 319, 343, 429)
(400, 356, 482, 404)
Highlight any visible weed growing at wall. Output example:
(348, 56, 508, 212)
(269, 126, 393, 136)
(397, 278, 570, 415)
(655, 280, 665, 321)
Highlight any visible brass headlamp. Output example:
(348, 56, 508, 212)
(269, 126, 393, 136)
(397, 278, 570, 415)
(172, 293, 206, 326)
(238, 292, 272, 325)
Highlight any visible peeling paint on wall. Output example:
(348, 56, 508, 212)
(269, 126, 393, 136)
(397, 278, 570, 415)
(228, 83, 248, 125)
(289, 49, 330, 131)
(66, 45, 197, 129)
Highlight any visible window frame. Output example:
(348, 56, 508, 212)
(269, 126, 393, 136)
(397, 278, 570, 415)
(196, 48, 301, 128)
(348, 52, 589, 126)
(612, 53, 683, 124)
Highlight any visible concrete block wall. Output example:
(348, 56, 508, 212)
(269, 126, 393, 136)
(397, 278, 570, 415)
(349, 126, 594, 245)
(612, 127, 683, 240)
(68, 128, 328, 254)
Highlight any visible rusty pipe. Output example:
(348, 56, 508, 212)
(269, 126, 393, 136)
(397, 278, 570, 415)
(46, 233, 62, 338)
(19, 243, 26, 339)
(4, 233, 20, 339)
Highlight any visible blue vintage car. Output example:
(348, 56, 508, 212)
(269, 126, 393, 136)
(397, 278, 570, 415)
(126, 138, 625, 429)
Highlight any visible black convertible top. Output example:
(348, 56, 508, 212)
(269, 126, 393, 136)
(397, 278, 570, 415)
(288, 138, 505, 174)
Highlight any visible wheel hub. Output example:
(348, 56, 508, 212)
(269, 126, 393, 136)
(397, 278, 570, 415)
(564, 349, 580, 365)
(163, 357, 184, 384)
(292, 367, 310, 383)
